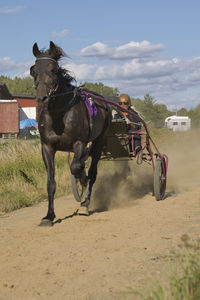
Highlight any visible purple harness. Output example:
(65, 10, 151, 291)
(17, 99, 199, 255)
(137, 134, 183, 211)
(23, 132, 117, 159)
(79, 89, 97, 117)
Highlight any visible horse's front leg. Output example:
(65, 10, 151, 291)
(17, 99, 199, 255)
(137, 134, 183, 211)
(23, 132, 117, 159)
(70, 140, 87, 185)
(78, 143, 102, 216)
(40, 143, 56, 226)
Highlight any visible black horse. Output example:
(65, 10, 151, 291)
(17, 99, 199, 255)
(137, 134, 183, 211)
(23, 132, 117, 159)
(30, 41, 112, 226)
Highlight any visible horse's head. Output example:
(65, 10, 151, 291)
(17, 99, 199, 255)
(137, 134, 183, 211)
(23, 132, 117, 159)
(30, 41, 64, 105)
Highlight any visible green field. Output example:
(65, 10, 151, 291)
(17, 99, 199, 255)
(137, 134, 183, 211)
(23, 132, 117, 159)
(0, 137, 115, 214)
(0, 139, 73, 214)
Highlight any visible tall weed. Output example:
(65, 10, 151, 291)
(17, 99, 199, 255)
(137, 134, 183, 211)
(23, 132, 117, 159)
(0, 140, 71, 213)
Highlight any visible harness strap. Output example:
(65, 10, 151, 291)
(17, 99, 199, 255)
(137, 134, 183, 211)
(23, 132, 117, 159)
(36, 57, 58, 64)
(46, 84, 97, 138)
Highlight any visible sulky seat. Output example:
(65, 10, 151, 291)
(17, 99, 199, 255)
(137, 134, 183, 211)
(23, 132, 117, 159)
(102, 119, 131, 159)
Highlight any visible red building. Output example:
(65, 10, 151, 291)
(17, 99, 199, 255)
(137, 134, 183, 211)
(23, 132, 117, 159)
(13, 94, 40, 121)
(0, 83, 39, 137)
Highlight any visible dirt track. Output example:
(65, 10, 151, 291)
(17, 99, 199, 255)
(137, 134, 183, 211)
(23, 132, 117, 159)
(0, 133, 200, 300)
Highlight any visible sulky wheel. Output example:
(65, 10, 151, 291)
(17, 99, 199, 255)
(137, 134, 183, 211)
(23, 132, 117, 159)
(70, 173, 87, 202)
(153, 157, 166, 201)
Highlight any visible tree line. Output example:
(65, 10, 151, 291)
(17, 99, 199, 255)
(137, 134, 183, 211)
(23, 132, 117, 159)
(0, 75, 35, 95)
(0, 75, 199, 128)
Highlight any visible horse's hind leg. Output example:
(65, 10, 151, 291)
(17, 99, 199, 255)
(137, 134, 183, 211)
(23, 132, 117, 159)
(40, 144, 56, 226)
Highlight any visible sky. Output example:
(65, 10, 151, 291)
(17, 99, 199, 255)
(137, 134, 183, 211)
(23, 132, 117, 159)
(1, 0, 200, 110)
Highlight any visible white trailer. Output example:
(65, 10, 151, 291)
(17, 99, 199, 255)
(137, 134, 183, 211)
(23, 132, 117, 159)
(165, 115, 191, 132)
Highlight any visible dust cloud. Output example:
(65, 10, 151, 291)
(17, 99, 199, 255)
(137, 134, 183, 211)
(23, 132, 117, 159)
(91, 130, 200, 211)
(165, 130, 200, 194)
(92, 160, 153, 211)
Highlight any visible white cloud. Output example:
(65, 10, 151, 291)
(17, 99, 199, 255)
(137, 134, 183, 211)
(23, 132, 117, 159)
(2, 39, 200, 109)
(52, 29, 69, 38)
(91, 57, 182, 81)
(0, 6, 24, 14)
(60, 55, 200, 108)
(0, 57, 19, 72)
(63, 62, 97, 81)
(0, 57, 33, 76)
(80, 42, 112, 58)
(80, 40, 165, 60)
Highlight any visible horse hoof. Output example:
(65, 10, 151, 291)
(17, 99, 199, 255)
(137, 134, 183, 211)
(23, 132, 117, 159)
(80, 171, 88, 186)
(78, 206, 89, 216)
(39, 219, 53, 227)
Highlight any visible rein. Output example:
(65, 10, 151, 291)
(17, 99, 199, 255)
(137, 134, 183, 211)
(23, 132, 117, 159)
(48, 87, 77, 99)
(46, 88, 78, 114)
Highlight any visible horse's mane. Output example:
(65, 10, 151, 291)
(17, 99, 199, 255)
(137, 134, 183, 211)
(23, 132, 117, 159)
(58, 67, 75, 85)
(37, 44, 75, 85)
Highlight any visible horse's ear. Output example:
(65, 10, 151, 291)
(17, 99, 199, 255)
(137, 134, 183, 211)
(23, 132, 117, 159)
(49, 41, 63, 60)
(49, 41, 56, 51)
(33, 43, 41, 57)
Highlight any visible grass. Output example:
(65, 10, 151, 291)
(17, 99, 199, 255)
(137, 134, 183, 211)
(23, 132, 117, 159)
(0, 138, 113, 214)
(0, 139, 72, 214)
(124, 236, 200, 300)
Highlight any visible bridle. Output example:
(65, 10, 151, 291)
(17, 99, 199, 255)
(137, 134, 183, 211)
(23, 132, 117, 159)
(35, 57, 60, 97)
(36, 57, 57, 63)
(34, 56, 80, 110)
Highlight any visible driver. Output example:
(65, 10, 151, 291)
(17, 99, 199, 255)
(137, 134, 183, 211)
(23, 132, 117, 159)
(114, 94, 142, 154)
